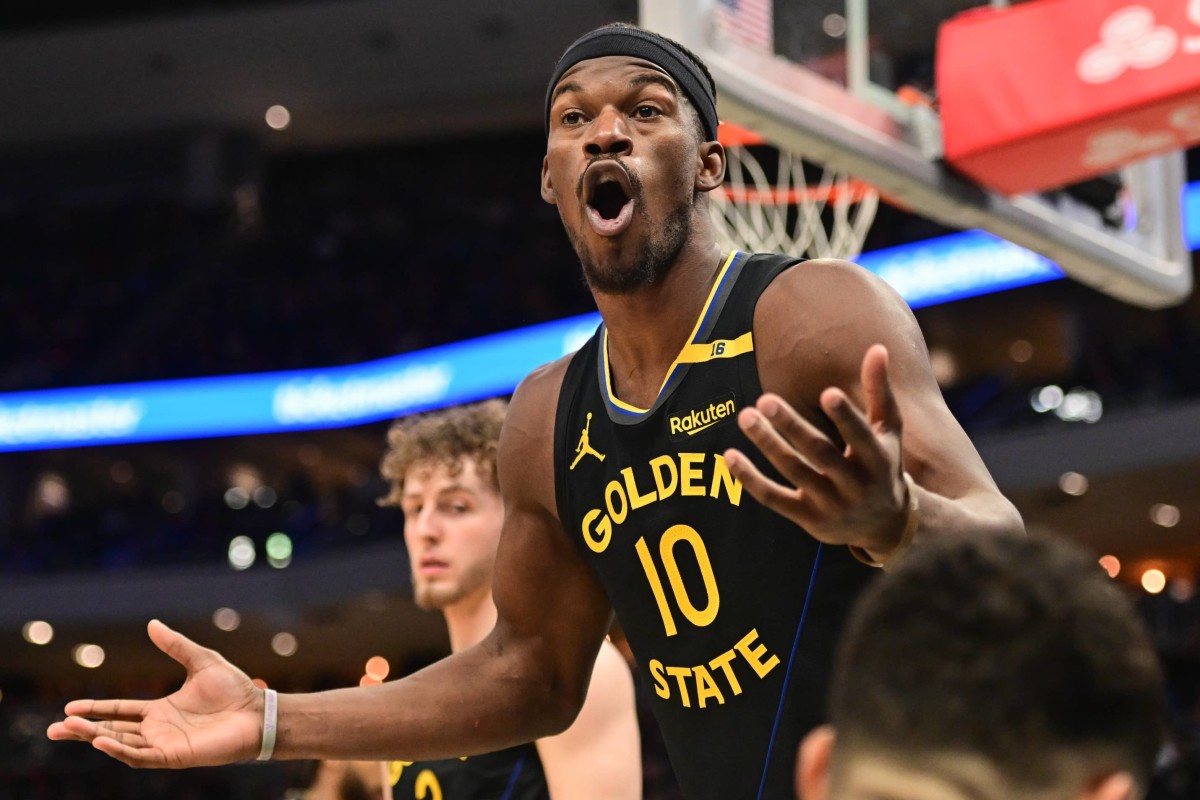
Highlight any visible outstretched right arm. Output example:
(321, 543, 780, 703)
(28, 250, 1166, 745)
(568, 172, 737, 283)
(49, 357, 616, 768)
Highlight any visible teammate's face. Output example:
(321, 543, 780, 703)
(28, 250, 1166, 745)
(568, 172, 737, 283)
(542, 56, 715, 294)
(400, 459, 503, 611)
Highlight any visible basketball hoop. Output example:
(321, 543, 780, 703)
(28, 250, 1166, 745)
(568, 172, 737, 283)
(711, 122, 880, 260)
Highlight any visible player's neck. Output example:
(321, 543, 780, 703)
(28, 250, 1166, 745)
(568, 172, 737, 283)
(442, 585, 499, 653)
(595, 238, 725, 408)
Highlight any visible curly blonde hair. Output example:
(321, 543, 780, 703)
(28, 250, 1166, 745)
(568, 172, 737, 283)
(378, 398, 508, 507)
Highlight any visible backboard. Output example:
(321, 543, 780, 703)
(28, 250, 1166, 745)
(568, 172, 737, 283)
(641, 0, 1193, 308)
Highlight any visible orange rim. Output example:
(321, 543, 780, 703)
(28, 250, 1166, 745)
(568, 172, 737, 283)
(717, 121, 766, 147)
(718, 121, 883, 206)
(719, 180, 877, 205)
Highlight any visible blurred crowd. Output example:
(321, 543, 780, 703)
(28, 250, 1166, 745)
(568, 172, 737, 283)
(0, 134, 594, 394)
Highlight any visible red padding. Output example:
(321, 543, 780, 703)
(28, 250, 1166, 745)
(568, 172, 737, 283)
(938, 0, 1200, 195)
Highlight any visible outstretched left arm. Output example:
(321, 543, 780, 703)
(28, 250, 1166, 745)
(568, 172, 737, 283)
(725, 259, 1024, 566)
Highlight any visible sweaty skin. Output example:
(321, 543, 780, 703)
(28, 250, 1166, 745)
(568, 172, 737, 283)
(47, 50, 1022, 772)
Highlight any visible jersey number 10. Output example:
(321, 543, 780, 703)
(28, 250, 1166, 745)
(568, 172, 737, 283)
(635, 525, 720, 637)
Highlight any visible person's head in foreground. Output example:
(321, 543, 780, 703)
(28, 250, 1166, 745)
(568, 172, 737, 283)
(797, 535, 1166, 800)
(379, 399, 507, 614)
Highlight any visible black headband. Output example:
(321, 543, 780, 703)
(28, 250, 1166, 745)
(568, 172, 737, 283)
(544, 27, 719, 142)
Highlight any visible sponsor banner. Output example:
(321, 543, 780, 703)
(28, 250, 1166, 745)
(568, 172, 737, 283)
(858, 230, 1063, 309)
(0, 313, 601, 452)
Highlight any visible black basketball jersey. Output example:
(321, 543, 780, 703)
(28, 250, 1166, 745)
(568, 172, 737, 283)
(387, 743, 549, 800)
(553, 251, 873, 800)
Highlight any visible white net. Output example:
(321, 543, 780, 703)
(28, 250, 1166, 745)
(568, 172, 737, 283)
(711, 131, 881, 260)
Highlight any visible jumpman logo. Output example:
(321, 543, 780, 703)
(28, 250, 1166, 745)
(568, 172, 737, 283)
(569, 412, 606, 470)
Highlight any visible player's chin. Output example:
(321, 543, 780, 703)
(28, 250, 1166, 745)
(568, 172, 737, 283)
(413, 585, 456, 611)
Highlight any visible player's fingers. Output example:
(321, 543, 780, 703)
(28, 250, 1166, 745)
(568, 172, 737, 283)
(96, 728, 151, 750)
(148, 619, 218, 674)
(723, 449, 819, 527)
(820, 388, 893, 476)
(64, 698, 148, 721)
(861, 344, 902, 434)
(47, 716, 103, 742)
(92, 736, 167, 769)
(736, 408, 838, 500)
(96, 720, 147, 740)
(63, 720, 151, 749)
(754, 395, 853, 483)
(47, 721, 90, 742)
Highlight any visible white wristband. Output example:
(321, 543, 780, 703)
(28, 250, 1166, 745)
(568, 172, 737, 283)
(257, 688, 278, 761)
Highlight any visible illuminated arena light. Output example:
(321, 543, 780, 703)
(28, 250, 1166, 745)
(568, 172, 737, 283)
(1141, 569, 1167, 595)
(22, 620, 54, 645)
(265, 532, 293, 569)
(365, 656, 390, 681)
(1150, 503, 1181, 528)
(213, 607, 241, 632)
(73, 644, 106, 668)
(228, 536, 256, 570)
(271, 632, 298, 657)
(265, 105, 291, 130)
(1058, 472, 1089, 496)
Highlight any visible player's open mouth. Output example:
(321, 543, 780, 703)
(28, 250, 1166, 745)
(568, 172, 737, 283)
(584, 163, 635, 236)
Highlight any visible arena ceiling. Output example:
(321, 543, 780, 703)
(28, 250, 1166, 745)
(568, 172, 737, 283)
(0, 0, 637, 152)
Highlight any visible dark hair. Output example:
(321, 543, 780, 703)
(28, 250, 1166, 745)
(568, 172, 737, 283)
(831, 535, 1166, 791)
(378, 399, 507, 505)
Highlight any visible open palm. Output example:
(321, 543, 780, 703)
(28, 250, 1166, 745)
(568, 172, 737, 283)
(47, 620, 265, 768)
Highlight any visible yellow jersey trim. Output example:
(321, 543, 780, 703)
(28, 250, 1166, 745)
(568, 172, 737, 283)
(603, 249, 744, 414)
(675, 331, 754, 364)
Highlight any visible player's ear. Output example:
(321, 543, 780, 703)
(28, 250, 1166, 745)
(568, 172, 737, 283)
(797, 724, 835, 800)
(1080, 772, 1137, 800)
(541, 155, 557, 205)
(695, 139, 726, 194)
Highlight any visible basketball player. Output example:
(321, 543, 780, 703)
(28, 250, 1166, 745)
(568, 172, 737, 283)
(795, 535, 1166, 800)
(48, 23, 1024, 800)
(376, 400, 640, 800)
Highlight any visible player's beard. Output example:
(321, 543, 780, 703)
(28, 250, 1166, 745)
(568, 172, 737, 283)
(568, 165, 693, 295)
(411, 556, 493, 611)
